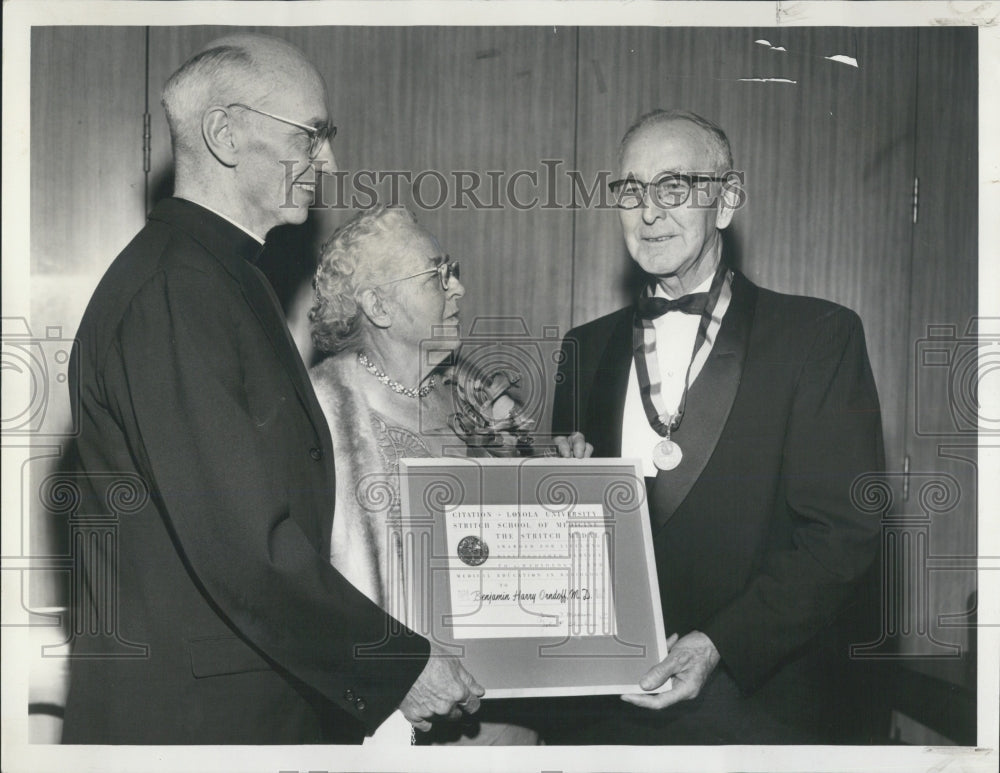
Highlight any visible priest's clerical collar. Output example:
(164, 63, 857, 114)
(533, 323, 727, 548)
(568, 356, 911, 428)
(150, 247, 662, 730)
(176, 197, 266, 245)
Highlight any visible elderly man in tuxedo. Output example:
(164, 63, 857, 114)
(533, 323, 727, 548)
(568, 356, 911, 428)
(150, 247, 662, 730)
(550, 109, 884, 744)
(62, 34, 481, 744)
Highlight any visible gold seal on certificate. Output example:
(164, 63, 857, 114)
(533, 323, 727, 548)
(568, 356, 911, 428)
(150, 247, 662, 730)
(652, 438, 683, 471)
(457, 535, 489, 566)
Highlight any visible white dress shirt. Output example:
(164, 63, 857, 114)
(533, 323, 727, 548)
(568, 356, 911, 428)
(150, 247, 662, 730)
(621, 273, 732, 476)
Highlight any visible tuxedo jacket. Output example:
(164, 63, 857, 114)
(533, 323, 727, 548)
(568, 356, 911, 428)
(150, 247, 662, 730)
(62, 198, 428, 744)
(552, 270, 884, 730)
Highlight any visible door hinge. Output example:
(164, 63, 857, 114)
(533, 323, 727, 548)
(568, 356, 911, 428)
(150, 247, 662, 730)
(902, 454, 911, 502)
(912, 176, 919, 225)
(143, 112, 152, 174)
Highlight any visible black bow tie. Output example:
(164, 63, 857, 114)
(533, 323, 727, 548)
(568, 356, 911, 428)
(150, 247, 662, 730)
(636, 292, 711, 320)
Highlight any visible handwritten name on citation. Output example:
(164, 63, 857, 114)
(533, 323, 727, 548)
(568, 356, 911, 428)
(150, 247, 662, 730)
(444, 504, 618, 640)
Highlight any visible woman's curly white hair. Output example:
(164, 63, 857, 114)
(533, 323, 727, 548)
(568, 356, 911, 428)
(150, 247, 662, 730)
(309, 204, 418, 355)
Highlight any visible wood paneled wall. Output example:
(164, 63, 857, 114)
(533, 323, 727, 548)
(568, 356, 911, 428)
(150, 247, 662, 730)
(31, 27, 148, 276)
(900, 28, 979, 684)
(29, 26, 148, 388)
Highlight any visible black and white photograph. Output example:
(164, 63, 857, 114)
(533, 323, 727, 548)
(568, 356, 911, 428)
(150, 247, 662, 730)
(2, 2, 997, 772)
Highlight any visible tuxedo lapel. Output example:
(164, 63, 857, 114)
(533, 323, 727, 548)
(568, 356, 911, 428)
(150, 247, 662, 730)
(586, 310, 633, 457)
(648, 272, 757, 532)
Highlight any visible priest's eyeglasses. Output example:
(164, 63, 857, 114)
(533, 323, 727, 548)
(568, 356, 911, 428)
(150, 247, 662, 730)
(227, 103, 337, 159)
(609, 173, 728, 209)
(378, 259, 461, 292)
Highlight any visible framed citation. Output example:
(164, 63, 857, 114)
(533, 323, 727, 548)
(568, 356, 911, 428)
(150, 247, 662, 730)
(396, 457, 669, 698)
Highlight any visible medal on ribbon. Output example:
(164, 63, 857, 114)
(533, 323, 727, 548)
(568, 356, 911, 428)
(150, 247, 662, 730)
(651, 415, 683, 471)
(632, 263, 732, 473)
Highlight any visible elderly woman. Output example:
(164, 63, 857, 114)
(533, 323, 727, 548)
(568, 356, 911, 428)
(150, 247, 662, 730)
(309, 205, 589, 745)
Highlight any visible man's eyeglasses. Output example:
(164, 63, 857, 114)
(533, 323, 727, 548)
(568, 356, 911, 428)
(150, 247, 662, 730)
(609, 173, 728, 210)
(377, 258, 460, 292)
(227, 103, 337, 159)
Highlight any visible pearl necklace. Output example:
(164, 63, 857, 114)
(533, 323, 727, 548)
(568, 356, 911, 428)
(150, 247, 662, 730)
(357, 351, 436, 399)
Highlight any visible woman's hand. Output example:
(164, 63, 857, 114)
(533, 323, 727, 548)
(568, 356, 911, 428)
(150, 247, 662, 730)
(553, 432, 594, 458)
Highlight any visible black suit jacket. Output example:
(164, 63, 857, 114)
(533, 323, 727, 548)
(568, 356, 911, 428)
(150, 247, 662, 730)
(62, 198, 428, 744)
(552, 270, 885, 742)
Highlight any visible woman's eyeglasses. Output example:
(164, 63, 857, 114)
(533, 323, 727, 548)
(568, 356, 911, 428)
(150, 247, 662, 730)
(377, 258, 460, 292)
